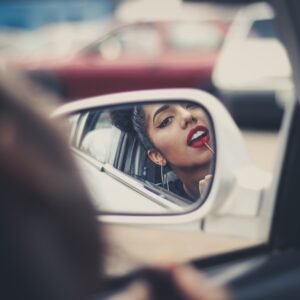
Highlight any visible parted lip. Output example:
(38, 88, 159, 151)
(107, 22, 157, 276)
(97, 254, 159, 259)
(187, 125, 209, 146)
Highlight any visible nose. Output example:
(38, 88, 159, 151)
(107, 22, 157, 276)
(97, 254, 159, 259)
(179, 107, 196, 129)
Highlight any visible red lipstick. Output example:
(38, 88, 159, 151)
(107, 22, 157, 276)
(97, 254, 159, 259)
(187, 125, 210, 148)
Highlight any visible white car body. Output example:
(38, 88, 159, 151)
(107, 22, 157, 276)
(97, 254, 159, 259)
(212, 2, 293, 127)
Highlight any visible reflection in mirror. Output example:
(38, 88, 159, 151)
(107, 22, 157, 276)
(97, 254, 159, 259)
(67, 101, 215, 214)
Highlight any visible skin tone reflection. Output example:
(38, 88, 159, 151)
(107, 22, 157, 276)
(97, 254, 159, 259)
(143, 103, 215, 200)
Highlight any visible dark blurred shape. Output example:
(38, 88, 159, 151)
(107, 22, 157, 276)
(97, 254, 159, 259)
(219, 91, 284, 130)
(102, 267, 187, 300)
(26, 70, 68, 99)
(0, 71, 105, 299)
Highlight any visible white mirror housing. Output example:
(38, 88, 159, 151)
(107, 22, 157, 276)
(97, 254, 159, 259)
(53, 88, 271, 239)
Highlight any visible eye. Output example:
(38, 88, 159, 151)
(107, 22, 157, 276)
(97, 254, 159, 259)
(158, 116, 173, 128)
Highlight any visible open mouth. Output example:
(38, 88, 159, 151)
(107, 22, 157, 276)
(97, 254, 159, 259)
(187, 125, 209, 148)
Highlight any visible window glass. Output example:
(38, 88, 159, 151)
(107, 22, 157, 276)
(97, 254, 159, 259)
(166, 22, 223, 51)
(76, 111, 116, 163)
(247, 19, 277, 39)
(96, 24, 160, 59)
(1, 0, 296, 275)
(116, 25, 160, 56)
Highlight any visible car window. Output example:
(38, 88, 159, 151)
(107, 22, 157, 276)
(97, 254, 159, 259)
(166, 22, 223, 51)
(80, 126, 115, 163)
(1, 0, 296, 274)
(71, 110, 121, 164)
(90, 24, 161, 59)
(247, 19, 277, 39)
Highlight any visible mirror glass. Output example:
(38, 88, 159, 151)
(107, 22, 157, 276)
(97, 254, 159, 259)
(66, 101, 215, 214)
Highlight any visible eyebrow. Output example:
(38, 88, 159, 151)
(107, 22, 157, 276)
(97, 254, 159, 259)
(153, 104, 170, 123)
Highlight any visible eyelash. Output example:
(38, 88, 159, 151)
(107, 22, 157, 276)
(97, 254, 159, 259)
(157, 104, 197, 128)
(184, 103, 197, 109)
(158, 116, 173, 128)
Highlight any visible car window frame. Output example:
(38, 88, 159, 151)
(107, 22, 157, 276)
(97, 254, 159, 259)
(73, 112, 89, 148)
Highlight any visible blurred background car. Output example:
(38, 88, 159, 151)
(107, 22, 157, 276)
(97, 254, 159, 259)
(55, 19, 227, 100)
(212, 2, 293, 129)
(5, 2, 233, 101)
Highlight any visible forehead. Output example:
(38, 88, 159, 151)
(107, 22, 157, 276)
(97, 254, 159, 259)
(143, 104, 163, 120)
(143, 103, 208, 120)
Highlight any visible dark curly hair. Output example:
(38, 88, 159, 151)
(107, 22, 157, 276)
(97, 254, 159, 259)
(110, 107, 134, 133)
(110, 105, 155, 151)
(132, 105, 155, 151)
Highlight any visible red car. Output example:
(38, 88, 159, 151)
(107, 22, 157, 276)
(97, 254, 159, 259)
(17, 20, 228, 101)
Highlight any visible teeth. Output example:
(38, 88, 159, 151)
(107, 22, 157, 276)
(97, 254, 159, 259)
(191, 130, 205, 141)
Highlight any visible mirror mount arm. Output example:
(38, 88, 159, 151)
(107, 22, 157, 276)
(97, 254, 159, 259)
(203, 166, 272, 239)
(216, 166, 271, 217)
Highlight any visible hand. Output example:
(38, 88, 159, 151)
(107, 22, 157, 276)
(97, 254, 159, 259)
(108, 264, 229, 300)
(108, 280, 150, 300)
(171, 264, 230, 300)
(199, 174, 213, 196)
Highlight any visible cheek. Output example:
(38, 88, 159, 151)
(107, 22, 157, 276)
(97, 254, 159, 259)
(152, 131, 213, 168)
(194, 111, 210, 126)
(151, 127, 182, 153)
(151, 129, 187, 163)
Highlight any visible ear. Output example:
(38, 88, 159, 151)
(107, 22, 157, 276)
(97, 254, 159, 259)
(147, 149, 166, 166)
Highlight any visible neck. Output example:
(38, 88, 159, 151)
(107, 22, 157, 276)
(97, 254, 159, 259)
(173, 163, 211, 200)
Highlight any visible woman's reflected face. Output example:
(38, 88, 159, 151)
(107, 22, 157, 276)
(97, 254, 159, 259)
(144, 103, 214, 169)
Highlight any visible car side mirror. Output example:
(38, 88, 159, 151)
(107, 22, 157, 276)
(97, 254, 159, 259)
(53, 88, 271, 239)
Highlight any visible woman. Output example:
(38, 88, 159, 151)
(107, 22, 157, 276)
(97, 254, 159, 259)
(131, 102, 215, 201)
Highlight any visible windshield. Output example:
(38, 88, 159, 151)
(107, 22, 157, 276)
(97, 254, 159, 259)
(0, 0, 295, 275)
